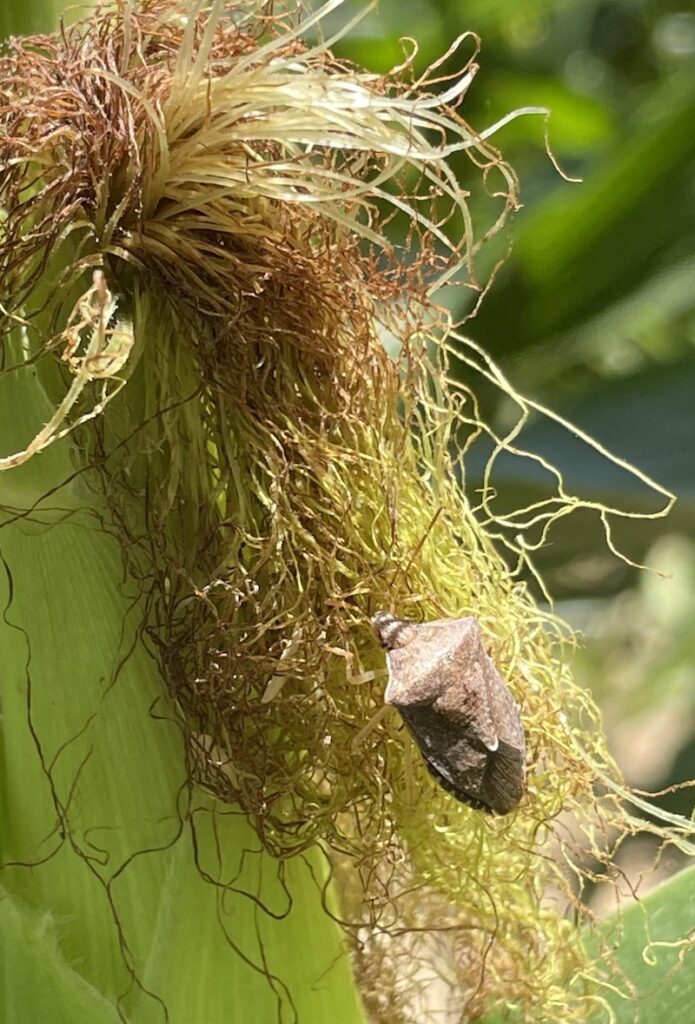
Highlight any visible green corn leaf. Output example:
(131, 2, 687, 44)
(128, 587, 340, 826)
(588, 864, 695, 1023)
(481, 863, 695, 1024)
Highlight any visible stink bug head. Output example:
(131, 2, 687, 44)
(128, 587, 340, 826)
(371, 610, 419, 651)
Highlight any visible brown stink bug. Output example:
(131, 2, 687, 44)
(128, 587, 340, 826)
(372, 612, 525, 814)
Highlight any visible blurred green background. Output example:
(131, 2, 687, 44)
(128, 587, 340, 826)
(332, 0, 695, 885)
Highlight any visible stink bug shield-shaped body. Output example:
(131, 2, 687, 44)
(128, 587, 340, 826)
(373, 612, 525, 814)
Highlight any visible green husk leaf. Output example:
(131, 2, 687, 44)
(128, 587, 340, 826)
(0, 891, 122, 1024)
(0, 352, 364, 1023)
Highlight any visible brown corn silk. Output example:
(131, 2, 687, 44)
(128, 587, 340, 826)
(0, 1, 689, 1020)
